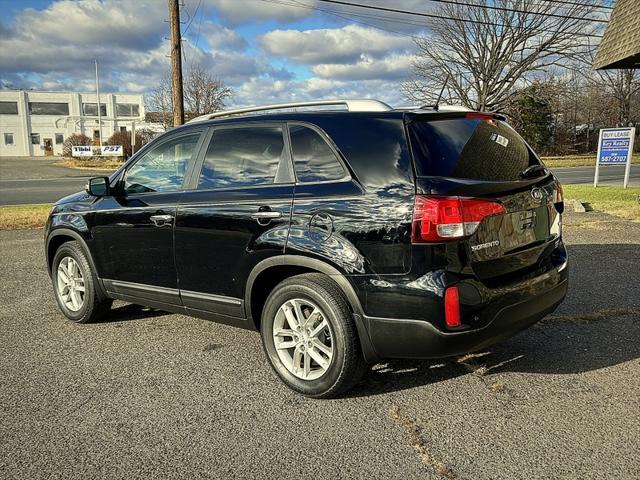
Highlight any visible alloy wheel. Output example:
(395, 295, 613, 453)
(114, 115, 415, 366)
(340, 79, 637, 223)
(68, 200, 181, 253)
(272, 298, 334, 380)
(56, 256, 85, 312)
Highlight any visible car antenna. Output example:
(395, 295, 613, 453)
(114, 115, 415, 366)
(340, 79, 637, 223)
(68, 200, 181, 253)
(420, 74, 449, 111)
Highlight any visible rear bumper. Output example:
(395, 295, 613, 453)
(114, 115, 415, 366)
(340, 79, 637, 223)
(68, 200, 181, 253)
(364, 278, 567, 360)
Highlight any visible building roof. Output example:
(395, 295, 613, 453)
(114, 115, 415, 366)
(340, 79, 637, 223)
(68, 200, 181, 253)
(593, 0, 640, 70)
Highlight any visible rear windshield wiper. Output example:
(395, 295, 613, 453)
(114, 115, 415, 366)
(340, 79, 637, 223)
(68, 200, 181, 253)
(520, 165, 549, 179)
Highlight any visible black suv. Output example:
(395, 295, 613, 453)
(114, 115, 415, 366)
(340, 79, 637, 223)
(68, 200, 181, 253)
(45, 100, 568, 398)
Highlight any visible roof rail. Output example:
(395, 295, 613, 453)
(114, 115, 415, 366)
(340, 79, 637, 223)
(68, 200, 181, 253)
(186, 99, 392, 123)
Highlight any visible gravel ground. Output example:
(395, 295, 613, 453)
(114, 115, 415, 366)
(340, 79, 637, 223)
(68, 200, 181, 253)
(0, 211, 638, 479)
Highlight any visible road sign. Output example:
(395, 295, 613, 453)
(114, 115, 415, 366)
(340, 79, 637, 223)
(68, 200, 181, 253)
(72, 145, 123, 157)
(594, 127, 636, 188)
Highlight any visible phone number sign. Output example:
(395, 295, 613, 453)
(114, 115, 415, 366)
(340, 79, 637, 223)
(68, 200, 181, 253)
(597, 128, 634, 164)
(594, 127, 636, 188)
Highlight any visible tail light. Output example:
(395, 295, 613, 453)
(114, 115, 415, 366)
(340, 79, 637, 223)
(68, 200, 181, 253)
(444, 286, 461, 328)
(412, 195, 505, 243)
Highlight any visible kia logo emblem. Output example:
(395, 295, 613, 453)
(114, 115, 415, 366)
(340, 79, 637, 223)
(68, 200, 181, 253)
(531, 188, 544, 201)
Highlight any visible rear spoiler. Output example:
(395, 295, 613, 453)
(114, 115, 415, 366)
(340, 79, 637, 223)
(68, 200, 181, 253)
(405, 111, 507, 124)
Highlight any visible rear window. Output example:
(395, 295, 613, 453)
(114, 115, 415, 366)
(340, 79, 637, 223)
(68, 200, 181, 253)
(290, 125, 346, 183)
(408, 117, 536, 181)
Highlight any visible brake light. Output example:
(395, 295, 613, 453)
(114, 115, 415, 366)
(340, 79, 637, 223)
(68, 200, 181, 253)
(412, 195, 505, 243)
(465, 112, 494, 120)
(444, 286, 461, 328)
(465, 112, 497, 126)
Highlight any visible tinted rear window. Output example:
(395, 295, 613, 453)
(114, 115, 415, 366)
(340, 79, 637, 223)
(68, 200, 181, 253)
(409, 118, 535, 181)
(198, 126, 285, 189)
(290, 125, 346, 183)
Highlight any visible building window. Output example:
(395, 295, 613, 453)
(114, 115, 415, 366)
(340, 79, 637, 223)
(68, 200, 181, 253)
(0, 101, 19, 114)
(82, 103, 107, 116)
(31, 133, 40, 145)
(120, 126, 127, 132)
(55, 133, 64, 144)
(4, 133, 14, 145)
(116, 103, 140, 117)
(28, 102, 69, 115)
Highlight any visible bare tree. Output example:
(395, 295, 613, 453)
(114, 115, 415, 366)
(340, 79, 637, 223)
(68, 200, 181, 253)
(403, 0, 602, 111)
(148, 72, 173, 130)
(183, 64, 233, 117)
(148, 64, 233, 129)
(590, 69, 640, 126)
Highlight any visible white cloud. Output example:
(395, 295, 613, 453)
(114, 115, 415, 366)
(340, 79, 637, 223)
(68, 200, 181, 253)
(312, 54, 415, 81)
(16, 0, 165, 50)
(260, 24, 413, 64)
(205, 0, 315, 23)
(232, 76, 405, 107)
(198, 21, 248, 50)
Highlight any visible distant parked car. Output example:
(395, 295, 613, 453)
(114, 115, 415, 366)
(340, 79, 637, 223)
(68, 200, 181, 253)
(45, 99, 567, 397)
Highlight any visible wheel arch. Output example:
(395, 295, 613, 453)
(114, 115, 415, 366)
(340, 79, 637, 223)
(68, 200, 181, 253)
(46, 229, 107, 298)
(245, 255, 378, 363)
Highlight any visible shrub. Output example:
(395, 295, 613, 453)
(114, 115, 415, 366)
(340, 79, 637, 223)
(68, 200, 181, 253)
(106, 129, 158, 160)
(62, 133, 92, 157)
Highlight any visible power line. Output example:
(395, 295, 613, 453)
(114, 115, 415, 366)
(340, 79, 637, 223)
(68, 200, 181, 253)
(537, 0, 614, 11)
(182, 0, 202, 36)
(263, 0, 604, 39)
(317, 0, 608, 24)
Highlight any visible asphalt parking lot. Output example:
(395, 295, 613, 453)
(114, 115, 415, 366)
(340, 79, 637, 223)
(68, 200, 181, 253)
(1, 211, 639, 479)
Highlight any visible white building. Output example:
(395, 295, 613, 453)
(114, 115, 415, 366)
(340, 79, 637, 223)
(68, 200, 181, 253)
(0, 90, 145, 157)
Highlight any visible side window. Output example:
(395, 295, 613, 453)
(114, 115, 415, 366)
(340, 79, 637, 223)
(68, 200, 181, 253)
(289, 125, 346, 183)
(124, 133, 200, 194)
(198, 126, 286, 189)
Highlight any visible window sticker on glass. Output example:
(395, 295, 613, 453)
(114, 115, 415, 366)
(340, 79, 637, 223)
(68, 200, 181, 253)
(491, 133, 509, 147)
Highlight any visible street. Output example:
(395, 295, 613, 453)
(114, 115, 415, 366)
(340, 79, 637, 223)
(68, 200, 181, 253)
(552, 164, 639, 187)
(1, 156, 639, 206)
(0, 157, 112, 206)
(1, 210, 638, 479)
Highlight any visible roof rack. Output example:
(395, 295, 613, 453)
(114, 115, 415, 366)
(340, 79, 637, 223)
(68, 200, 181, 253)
(186, 99, 392, 123)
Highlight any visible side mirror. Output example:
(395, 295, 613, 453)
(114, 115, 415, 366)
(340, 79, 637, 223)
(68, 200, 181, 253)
(86, 176, 110, 197)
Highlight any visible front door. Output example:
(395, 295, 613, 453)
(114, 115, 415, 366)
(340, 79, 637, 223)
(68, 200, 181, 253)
(174, 124, 294, 319)
(90, 129, 205, 306)
(43, 138, 53, 156)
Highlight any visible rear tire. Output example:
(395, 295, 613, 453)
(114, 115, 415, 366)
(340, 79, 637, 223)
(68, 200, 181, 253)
(261, 273, 365, 398)
(52, 241, 112, 323)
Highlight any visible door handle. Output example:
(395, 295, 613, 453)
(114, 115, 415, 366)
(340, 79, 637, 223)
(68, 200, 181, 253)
(250, 211, 282, 220)
(251, 210, 282, 225)
(150, 214, 174, 227)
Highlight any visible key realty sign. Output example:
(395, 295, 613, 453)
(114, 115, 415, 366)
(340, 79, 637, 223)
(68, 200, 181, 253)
(72, 145, 123, 157)
(594, 127, 636, 188)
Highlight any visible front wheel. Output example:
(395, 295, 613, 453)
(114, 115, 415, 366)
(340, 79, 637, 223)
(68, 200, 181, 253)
(51, 241, 112, 323)
(261, 273, 365, 398)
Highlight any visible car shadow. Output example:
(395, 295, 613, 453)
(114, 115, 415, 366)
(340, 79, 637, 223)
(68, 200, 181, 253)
(102, 303, 171, 323)
(350, 243, 640, 397)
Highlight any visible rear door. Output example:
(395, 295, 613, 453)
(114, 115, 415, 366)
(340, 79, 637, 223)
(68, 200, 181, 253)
(408, 114, 563, 281)
(174, 123, 294, 319)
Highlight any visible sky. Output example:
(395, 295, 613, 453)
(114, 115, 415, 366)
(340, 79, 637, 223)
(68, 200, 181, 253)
(0, 0, 435, 108)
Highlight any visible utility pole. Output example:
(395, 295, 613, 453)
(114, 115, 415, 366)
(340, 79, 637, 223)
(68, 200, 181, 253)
(169, 0, 184, 126)
(95, 59, 103, 146)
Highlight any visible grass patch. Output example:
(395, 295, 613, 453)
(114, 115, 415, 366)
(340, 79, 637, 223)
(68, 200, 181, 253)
(0, 204, 52, 230)
(542, 154, 640, 168)
(56, 157, 122, 170)
(563, 185, 640, 221)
